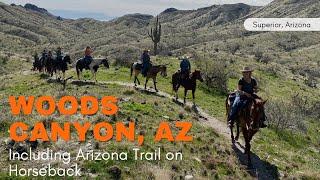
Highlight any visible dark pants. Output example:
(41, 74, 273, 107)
(142, 63, 150, 76)
(228, 92, 251, 126)
(84, 56, 93, 68)
(180, 69, 190, 80)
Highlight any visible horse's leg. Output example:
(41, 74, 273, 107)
(230, 125, 235, 143)
(145, 78, 149, 90)
(134, 76, 137, 86)
(62, 71, 65, 81)
(235, 120, 240, 141)
(242, 127, 252, 165)
(175, 84, 180, 100)
(184, 89, 188, 104)
(137, 76, 140, 85)
(192, 89, 195, 105)
(153, 77, 158, 92)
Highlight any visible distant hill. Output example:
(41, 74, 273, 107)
(50, 9, 114, 21)
(0, 0, 320, 62)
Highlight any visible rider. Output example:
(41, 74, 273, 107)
(180, 57, 191, 80)
(141, 49, 151, 77)
(48, 51, 53, 59)
(56, 47, 63, 61)
(228, 66, 267, 128)
(84, 46, 93, 69)
(41, 49, 47, 58)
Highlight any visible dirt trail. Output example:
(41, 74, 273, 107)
(66, 79, 278, 179)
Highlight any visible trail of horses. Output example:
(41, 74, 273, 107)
(67, 79, 278, 179)
(18, 69, 278, 179)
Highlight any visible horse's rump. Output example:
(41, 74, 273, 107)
(134, 63, 142, 71)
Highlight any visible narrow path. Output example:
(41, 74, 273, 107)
(65, 79, 278, 180)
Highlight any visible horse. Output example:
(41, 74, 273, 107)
(41, 54, 55, 76)
(32, 56, 43, 72)
(172, 70, 204, 104)
(226, 95, 267, 165)
(130, 62, 167, 92)
(76, 58, 109, 82)
(53, 55, 71, 80)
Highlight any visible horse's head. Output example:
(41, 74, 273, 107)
(251, 99, 267, 128)
(63, 55, 71, 64)
(159, 65, 167, 77)
(192, 70, 204, 82)
(102, 59, 110, 69)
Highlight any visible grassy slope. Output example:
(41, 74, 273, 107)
(0, 61, 249, 179)
(64, 55, 319, 178)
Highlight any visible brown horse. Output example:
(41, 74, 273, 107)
(226, 95, 267, 165)
(130, 62, 167, 92)
(172, 70, 204, 104)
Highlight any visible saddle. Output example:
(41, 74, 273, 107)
(178, 70, 190, 81)
(80, 57, 92, 69)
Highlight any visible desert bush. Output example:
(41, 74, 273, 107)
(112, 46, 140, 67)
(277, 33, 300, 52)
(2, 56, 9, 64)
(266, 99, 306, 131)
(254, 48, 263, 61)
(304, 74, 317, 88)
(266, 94, 314, 132)
(195, 55, 228, 94)
(260, 54, 273, 64)
(227, 43, 240, 55)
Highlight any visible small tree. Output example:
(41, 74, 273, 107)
(148, 16, 162, 55)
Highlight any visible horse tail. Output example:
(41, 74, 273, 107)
(130, 63, 134, 78)
(225, 95, 230, 119)
(172, 73, 177, 92)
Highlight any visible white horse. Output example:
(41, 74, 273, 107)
(75, 58, 109, 82)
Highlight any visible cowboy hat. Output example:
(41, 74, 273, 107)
(241, 66, 254, 72)
(143, 49, 150, 52)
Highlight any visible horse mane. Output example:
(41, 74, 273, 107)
(253, 98, 266, 106)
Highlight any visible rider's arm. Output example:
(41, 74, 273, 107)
(237, 84, 252, 98)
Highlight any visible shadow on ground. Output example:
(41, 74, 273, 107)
(232, 142, 279, 180)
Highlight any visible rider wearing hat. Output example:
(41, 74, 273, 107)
(228, 66, 267, 128)
(141, 49, 151, 77)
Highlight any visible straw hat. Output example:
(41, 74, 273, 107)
(241, 66, 254, 72)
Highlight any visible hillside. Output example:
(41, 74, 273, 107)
(0, 0, 320, 179)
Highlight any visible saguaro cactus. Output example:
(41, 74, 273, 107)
(148, 16, 162, 55)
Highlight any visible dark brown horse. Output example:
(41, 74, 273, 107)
(226, 96, 267, 165)
(32, 56, 43, 72)
(130, 62, 167, 92)
(42, 54, 55, 76)
(53, 55, 71, 80)
(172, 70, 203, 104)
